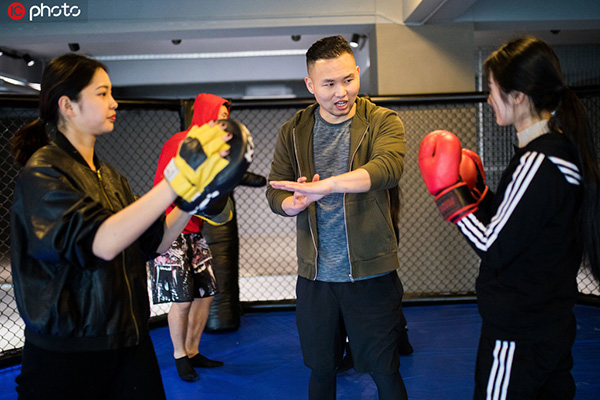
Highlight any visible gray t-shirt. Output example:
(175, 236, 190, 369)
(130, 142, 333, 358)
(312, 109, 352, 282)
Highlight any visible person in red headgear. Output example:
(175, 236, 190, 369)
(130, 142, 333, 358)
(149, 93, 230, 381)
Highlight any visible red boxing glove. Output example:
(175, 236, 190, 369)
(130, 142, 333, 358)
(418, 130, 477, 223)
(459, 148, 488, 202)
(419, 130, 462, 195)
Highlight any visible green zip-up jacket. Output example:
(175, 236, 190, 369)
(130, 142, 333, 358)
(266, 97, 406, 280)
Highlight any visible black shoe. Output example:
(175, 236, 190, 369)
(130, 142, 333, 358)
(189, 353, 224, 368)
(175, 356, 199, 381)
(398, 330, 414, 356)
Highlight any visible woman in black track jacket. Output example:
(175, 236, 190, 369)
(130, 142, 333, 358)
(458, 37, 600, 400)
(419, 36, 599, 400)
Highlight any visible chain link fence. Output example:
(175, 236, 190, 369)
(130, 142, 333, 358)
(0, 102, 36, 360)
(1, 87, 599, 362)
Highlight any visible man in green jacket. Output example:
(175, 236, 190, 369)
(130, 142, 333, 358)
(266, 35, 409, 400)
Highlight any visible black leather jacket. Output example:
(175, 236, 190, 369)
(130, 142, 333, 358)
(11, 131, 164, 352)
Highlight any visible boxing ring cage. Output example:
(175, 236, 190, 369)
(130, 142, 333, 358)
(1, 84, 599, 364)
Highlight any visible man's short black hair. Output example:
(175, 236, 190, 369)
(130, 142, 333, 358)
(306, 35, 354, 72)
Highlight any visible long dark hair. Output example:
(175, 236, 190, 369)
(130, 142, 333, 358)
(11, 54, 108, 167)
(485, 36, 600, 281)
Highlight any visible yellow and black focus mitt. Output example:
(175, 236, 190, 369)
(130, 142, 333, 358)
(165, 119, 254, 216)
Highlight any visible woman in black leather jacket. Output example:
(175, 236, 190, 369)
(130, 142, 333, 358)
(10, 54, 228, 400)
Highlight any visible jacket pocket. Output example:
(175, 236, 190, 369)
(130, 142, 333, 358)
(345, 194, 396, 261)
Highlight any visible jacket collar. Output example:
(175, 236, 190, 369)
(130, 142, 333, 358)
(295, 97, 369, 128)
(517, 119, 550, 148)
(293, 97, 371, 175)
(54, 130, 100, 170)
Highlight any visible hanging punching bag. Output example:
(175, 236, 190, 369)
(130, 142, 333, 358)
(203, 194, 241, 332)
(203, 172, 266, 332)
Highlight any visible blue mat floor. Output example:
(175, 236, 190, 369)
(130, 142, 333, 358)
(1, 303, 599, 399)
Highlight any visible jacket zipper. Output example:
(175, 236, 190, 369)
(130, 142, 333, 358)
(345, 125, 369, 283)
(96, 168, 140, 344)
(292, 127, 319, 280)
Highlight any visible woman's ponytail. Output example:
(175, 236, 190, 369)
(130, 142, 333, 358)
(554, 88, 600, 282)
(11, 117, 50, 167)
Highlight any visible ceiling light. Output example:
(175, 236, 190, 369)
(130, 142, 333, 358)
(94, 49, 308, 62)
(349, 34, 367, 50)
(0, 75, 26, 86)
(0, 74, 40, 91)
(23, 54, 35, 67)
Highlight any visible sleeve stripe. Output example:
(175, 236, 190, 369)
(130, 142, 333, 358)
(458, 213, 487, 250)
(548, 156, 581, 185)
(458, 151, 545, 252)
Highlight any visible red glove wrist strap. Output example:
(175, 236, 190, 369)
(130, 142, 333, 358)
(434, 182, 478, 223)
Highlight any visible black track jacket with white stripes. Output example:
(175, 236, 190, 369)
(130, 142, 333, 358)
(457, 131, 583, 340)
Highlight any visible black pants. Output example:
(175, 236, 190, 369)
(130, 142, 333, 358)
(474, 316, 576, 400)
(16, 334, 166, 400)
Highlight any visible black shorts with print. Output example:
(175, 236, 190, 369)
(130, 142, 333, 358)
(149, 233, 218, 304)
